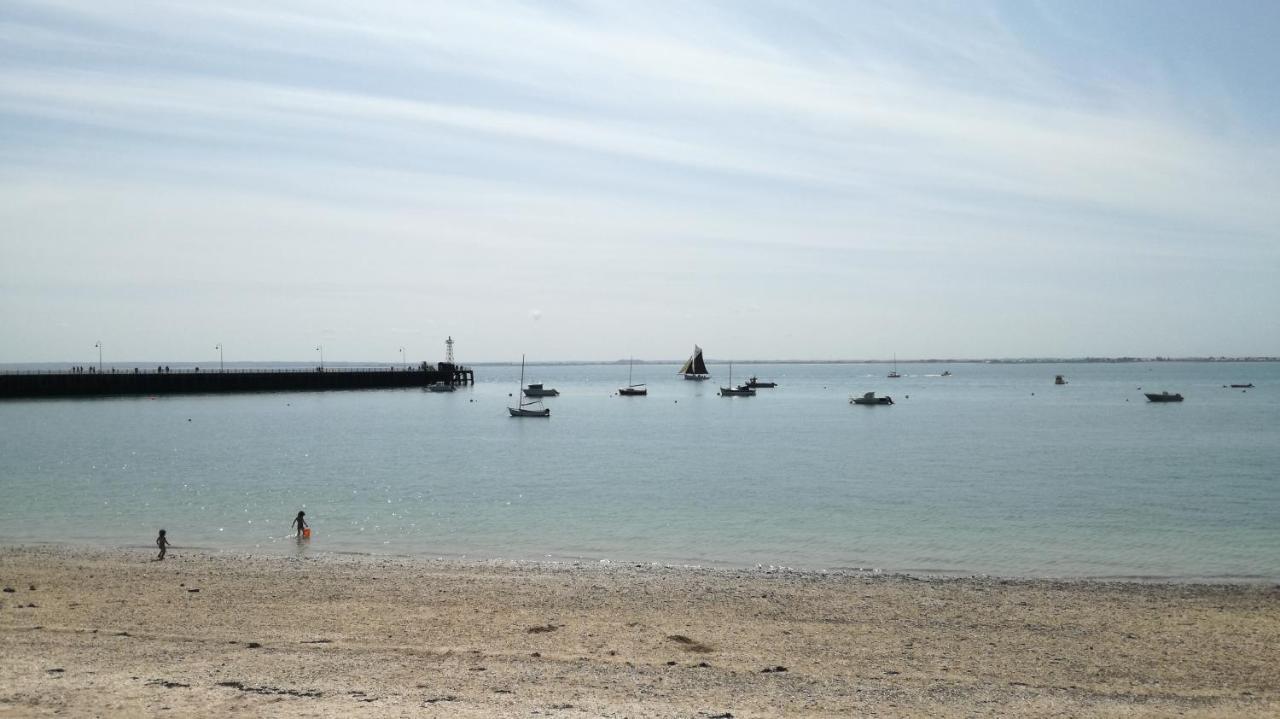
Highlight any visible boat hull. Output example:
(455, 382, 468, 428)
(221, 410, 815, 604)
(508, 406, 551, 417)
(618, 386, 647, 396)
(719, 387, 756, 396)
(1144, 393, 1183, 402)
(682, 374, 710, 381)
(851, 392, 893, 405)
(523, 388, 559, 397)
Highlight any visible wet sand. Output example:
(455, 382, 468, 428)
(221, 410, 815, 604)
(1, 545, 1277, 717)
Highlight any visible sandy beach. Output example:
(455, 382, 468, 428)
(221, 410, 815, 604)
(1, 545, 1277, 717)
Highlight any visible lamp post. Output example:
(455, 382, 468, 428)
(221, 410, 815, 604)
(215, 343, 224, 372)
(94, 341, 102, 373)
(315, 345, 324, 369)
(399, 346, 405, 369)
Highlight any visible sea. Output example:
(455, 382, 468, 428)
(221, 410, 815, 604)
(1, 361, 1277, 581)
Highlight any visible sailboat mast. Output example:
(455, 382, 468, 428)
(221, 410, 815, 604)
(519, 354, 526, 405)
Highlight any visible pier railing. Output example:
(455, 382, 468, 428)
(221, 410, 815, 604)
(0, 365, 474, 398)
(0, 366, 429, 376)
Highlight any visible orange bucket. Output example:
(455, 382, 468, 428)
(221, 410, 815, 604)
(302, 528, 312, 539)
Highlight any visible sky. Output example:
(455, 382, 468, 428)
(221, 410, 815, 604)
(2, 0, 1278, 364)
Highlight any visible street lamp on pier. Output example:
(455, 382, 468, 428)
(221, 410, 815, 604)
(315, 345, 324, 369)
(216, 343, 224, 372)
(94, 341, 102, 373)
(399, 346, 406, 369)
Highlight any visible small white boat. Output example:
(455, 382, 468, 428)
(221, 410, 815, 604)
(887, 354, 901, 378)
(850, 391, 894, 405)
(426, 382, 455, 392)
(523, 383, 559, 397)
(509, 355, 550, 417)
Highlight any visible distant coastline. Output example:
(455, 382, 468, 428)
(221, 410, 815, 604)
(3, 356, 1277, 371)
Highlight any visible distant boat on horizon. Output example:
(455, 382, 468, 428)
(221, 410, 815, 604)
(678, 345, 711, 381)
(1145, 391, 1183, 402)
(1056, 375, 1067, 385)
(888, 354, 901, 378)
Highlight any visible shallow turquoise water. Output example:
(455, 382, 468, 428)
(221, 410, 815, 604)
(1, 361, 1276, 579)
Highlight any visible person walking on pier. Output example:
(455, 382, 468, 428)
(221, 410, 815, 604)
(292, 511, 308, 539)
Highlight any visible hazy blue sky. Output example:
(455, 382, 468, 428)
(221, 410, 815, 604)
(2, 1, 1278, 363)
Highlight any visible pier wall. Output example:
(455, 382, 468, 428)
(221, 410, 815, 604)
(0, 366, 473, 399)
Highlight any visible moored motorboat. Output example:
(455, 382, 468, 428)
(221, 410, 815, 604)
(1144, 391, 1183, 402)
(850, 391, 893, 405)
(523, 383, 559, 397)
(1229, 383, 1254, 389)
(1055, 375, 1067, 385)
(940, 370, 952, 377)
(745, 375, 777, 388)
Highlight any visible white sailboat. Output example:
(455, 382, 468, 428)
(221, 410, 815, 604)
(619, 357, 647, 396)
(508, 355, 550, 417)
(719, 362, 756, 397)
(678, 345, 711, 380)
(888, 354, 901, 378)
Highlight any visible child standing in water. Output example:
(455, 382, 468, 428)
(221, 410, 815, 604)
(155, 529, 170, 560)
(292, 511, 308, 538)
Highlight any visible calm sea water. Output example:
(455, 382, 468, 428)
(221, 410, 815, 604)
(1, 361, 1276, 580)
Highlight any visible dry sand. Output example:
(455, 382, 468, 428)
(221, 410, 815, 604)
(1, 544, 1277, 717)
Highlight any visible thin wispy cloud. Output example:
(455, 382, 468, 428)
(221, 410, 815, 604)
(1, 1, 1277, 361)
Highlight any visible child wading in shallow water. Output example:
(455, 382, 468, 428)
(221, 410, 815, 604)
(155, 529, 170, 560)
(292, 511, 308, 538)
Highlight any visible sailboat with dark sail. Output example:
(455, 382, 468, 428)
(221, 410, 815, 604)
(508, 355, 550, 417)
(678, 345, 711, 381)
(619, 357, 647, 396)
